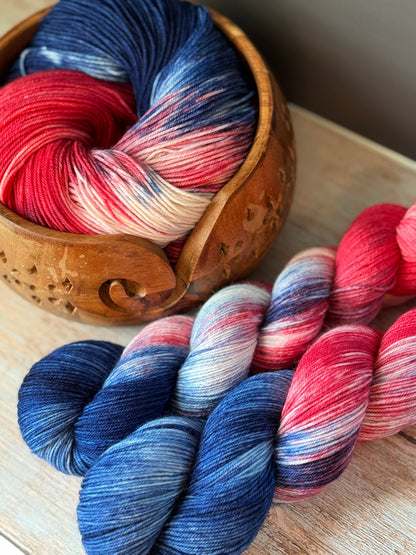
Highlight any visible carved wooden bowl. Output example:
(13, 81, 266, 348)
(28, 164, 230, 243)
(0, 6, 296, 325)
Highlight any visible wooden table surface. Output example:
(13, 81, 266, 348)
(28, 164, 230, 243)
(1, 2, 416, 554)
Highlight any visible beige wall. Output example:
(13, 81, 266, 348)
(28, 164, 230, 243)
(201, 0, 416, 159)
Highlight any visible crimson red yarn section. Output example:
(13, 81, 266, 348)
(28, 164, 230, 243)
(0, 70, 137, 232)
(326, 204, 406, 325)
(279, 326, 381, 437)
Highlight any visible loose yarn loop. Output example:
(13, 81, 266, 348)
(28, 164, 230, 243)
(0, 0, 257, 254)
(18, 202, 416, 553)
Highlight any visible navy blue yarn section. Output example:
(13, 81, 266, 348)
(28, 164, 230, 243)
(10, 0, 197, 114)
(79, 416, 205, 555)
(18, 340, 190, 475)
(8, 0, 255, 119)
(18, 340, 123, 475)
(75, 344, 190, 467)
(153, 371, 294, 554)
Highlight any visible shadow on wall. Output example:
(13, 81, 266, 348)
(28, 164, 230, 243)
(202, 0, 416, 160)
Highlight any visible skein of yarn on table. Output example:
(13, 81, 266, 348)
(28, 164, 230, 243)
(0, 0, 295, 324)
(18, 202, 416, 554)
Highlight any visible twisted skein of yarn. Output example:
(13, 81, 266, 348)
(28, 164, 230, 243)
(18, 202, 416, 553)
(78, 310, 416, 554)
(18, 202, 416, 472)
(0, 0, 256, 258)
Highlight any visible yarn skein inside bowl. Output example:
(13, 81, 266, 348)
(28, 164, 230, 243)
(0, 0, 258, 263)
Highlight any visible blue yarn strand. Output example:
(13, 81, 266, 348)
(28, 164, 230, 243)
(18, 337, 190, 474)
(75, 343, 190, 468)
(78, 417, 204, 555)
(18, 341, 123, 476)
(156, 371, 294, 554)
(77, 371, 294, 554)
(9, 0, 255, 121)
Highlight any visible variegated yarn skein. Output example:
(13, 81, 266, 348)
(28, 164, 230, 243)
(18, 202, 416, 553)
(0, 0, 257, 261)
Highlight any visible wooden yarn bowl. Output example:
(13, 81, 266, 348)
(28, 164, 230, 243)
(0, 6, 296, 325)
